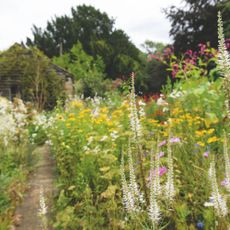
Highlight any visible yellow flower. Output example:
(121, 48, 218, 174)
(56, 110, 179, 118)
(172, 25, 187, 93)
(68, 113, 75, 118)
(66, 123, 71, 128)
(79, 109, 91, 118)
(195, 130, 206, 137)
(121, 101, 129, 109)
(106, 120, 114, 127)
(207, 136, 219, 143)
(197, 141, 205, 147)
(171, 108, 182, 115)
(207, 128, 215, 135)
(148, 119, 158, 124)
(68, 117, 76, 121)
(70, 100, 83, 108)
(57, 114, 64, 120)
(161, 131, 168, 137)
(112, 110, 122, 117)
(100, 107, 108, 113)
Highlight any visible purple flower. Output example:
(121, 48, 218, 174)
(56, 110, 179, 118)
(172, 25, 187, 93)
(159, 166, 167, 176)
(197, 221, 204, 229)
(158, 140, 167, 147)
(221, 178, 229, 187)
(158, 151, 165, 158)
(198, 43, 206, 55)
(149, 166, 167, 179)
(203, 151, 209, 158)
(169, 137, 181, 143)
(209, 197, 214, 203)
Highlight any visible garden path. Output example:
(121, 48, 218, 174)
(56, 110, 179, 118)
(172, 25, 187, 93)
(13, 145, 55, 230)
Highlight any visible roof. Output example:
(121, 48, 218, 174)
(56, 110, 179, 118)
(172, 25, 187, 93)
(0, 43, 74, 81)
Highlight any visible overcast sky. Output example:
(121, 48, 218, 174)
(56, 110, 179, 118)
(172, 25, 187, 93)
(0, 0, 183, 51)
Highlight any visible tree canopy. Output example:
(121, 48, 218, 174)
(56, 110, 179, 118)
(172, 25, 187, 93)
(53, 42, 106, 97)
(27, 4, 141, 79)
(165, 0, 230, 53)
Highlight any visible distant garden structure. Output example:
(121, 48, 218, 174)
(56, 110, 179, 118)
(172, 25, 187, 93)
(0, 43, 74, 109)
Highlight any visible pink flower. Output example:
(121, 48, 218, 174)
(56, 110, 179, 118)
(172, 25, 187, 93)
(158, 140, 167, 147)
(149, 166, 167, 178)
(172, 63, 179, 78)
(203, 151, 209, 158)
(159, 166, 167, 176)
(158, 151, 165, 158)
(185, 49, 193, 57)
(198, 43, 206, 55)
(169, 137, 181, 143)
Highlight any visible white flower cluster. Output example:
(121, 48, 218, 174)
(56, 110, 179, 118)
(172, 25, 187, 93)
(169, 90, 184, 99)
(30, 113, 55, 144)
(0, 97, 28, 146)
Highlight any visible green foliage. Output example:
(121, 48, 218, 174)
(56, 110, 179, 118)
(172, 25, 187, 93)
(145, 58, 169, 93)
(165, 0, 230, 53)
(0, 44, 65, 110)
(53, 42, 109, 97)
(141, 40, 166, 54)
(0, 144, 33, 228)
(27, 5, 141, 79)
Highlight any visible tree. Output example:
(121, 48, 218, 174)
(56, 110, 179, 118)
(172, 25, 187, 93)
(0, 44, 64, 110)
(27, 5, 114, 58)
(141, 40, 166, 54)
(165, 0, 230, 53)
(53, 42, 106, 97)
(26, 4, 141, 79)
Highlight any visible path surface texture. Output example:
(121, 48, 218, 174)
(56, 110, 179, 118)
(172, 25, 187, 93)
(14, 145, 55, 230)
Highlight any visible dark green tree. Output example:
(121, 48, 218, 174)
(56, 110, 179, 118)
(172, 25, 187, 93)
(27, 4, 141, 79)
(165, 0, 230, 53)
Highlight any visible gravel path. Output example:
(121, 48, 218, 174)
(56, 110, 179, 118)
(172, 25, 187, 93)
(14, 145, 55, 230)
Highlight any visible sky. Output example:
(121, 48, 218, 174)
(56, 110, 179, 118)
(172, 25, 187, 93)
(0, 0, 183, 51)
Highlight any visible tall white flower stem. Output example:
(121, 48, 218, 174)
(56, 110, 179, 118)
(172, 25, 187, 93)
(130, 72, 142, 141)
(128, 142, 144, 206)
(223, 131, 230, 192)
(209, 156, 228, 217)
(129, 72, 148, 204)
(120, 143, 144, 214)
(217, 12, 230, 120)
(120, 153, 136, 213)
(149, 142, 161, 226)
(165, 131, 175, 202)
